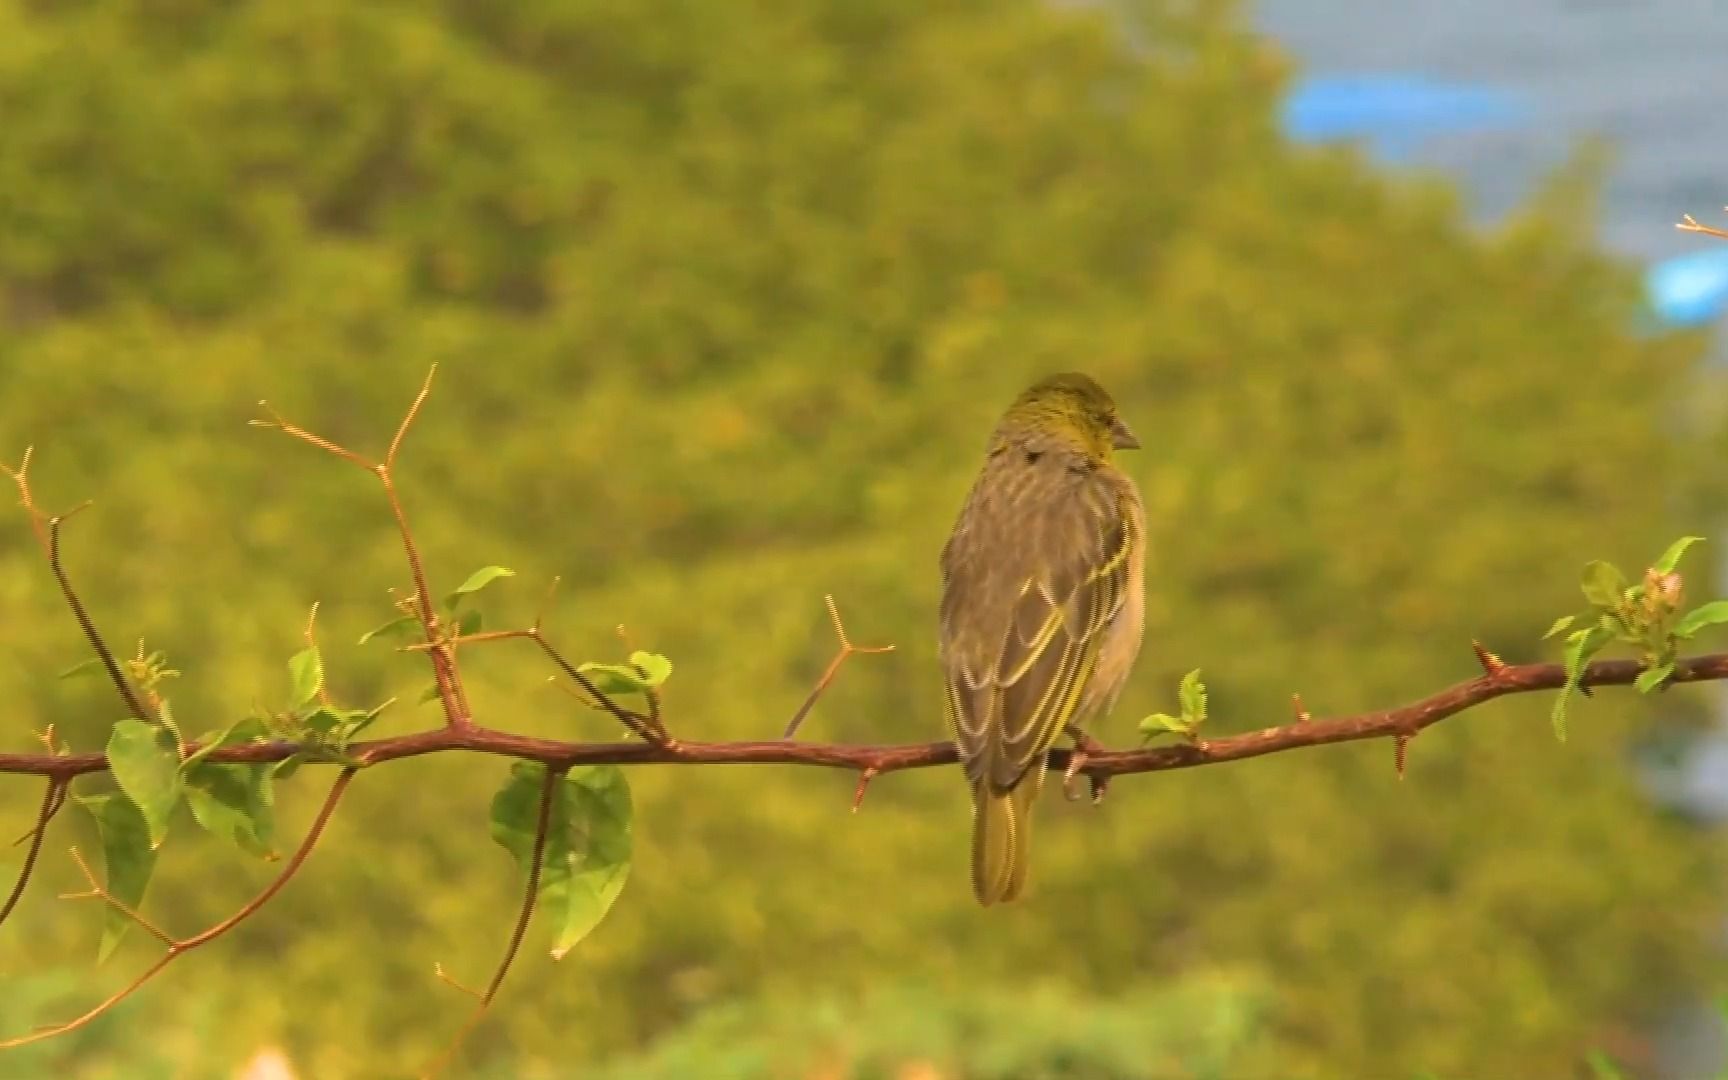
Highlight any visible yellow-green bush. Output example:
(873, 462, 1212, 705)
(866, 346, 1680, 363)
(0, 1, 1720, 1077)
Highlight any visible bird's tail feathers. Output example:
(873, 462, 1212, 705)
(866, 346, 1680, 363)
(970, 776, 1040, 906)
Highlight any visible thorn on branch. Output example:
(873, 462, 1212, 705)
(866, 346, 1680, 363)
(533, 576, 561, 633)
(1291, 692, 1311, 724)
(387, 363, 438, 470)
(781, 595, 896, 740)
(1471, 640, 1506, 677)
(250, 401, 378, 471)
(1, 445, 50, 554)
(851, 766, 879, 813)
(432, 962, 484, 1002)
(1394, 733, 1411, 780)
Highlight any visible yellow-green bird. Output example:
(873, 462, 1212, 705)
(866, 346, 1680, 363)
(939, 373, 1145, 906)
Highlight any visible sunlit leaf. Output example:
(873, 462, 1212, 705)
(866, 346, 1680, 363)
(443, 565, 515, 610)
(1552, 625, 1612, 742)
(1653, 536, 1706, 575)
(107, 719, 183, 847)
(357, 614, 418, 646)
(287, 646, 323, 710)
(1634, 662, 1674, 695)
(1177, 668, 1207, 725)
(1580, 561, 1626, 611)
(1675, 600, 1728, 639)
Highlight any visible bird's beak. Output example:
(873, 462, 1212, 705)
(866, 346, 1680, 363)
(1110, 416, 1140, 450)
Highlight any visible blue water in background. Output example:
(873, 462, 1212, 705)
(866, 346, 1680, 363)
(1254, 4, 1728, 1074)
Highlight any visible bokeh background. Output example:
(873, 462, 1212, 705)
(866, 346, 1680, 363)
(1, 1, 1727, 1078)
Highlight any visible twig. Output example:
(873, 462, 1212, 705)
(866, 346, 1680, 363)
(254, 368, 468, 729)
(34, 502, 148, 722)
(8, 650, 1728, 782)
(1678, 212, 1728, 241)
(782, 595, 896, 739)
(0, 768, 356, 1048)
(1, 779, 62, 928)
(423, 765, 558, 1078)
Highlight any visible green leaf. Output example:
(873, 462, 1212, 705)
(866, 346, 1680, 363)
(418, 682, 443, 705)
(184, 763, 277, 859)
(1580, 561, 1626, 610)
(181, 715, 269, 772)
(1138, 712, 1189, 739)
(1675, 600, 1728, 639)
(57, 657, 107, 681)
(1552, 625, 1612, 742)
(443, 565, 515, 610)
(107, 719, 183, 847)
(454, 609, 483, 638)
(1176, 668, 1207, 725)
(75, 794, 157, 963)
(578, 652, 674, 696)
(287, 646, 323, 710)
(357, 614, 419, 646)
(1653, 536, 1706, 575)
(273, 753, 305, 782)
(490, 762, 633, 960)
(1635, 661, 1675, 694)
(1541, 614, 1577, 641)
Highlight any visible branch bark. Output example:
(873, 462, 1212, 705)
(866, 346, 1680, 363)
(5, 651, 1723, 783)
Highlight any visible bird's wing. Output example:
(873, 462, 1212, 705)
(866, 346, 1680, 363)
(941, 470, 1137, 792)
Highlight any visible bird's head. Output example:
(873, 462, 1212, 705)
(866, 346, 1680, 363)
(995, 372, 1139, 462)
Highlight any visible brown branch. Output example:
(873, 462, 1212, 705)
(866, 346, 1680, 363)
(1678, 211, 1728, 241)
(421, 624, 672, 747)
(782, 594, 895, 739)
(0, 768, 355, 1049)
(48, 513, 149, 722)
(6, 651, 1727, 782)
(253, 367, 468, 729)
(1, 779, 62, 928)
(423, 765, 559, 1078)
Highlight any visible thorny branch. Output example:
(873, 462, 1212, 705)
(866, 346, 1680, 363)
(0, 769, 355, 1049)
(1678, 210, 1728, 241)
(9, 365, 1728, 1060)
(5, 651, 1728, 782)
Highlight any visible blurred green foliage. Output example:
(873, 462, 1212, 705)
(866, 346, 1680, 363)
(0, 0, 1723, 1077)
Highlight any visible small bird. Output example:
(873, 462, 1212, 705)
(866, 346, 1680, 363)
(939, 372, 1145, 906)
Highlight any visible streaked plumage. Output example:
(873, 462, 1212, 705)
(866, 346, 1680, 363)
(939, 373, 1145, 906)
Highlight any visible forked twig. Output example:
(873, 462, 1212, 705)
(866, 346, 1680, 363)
(1678, 211, 1728, 241)
(782, 595, 895, 739)
(0, 768, 356, 1049)
(254, 366, 468, 728)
